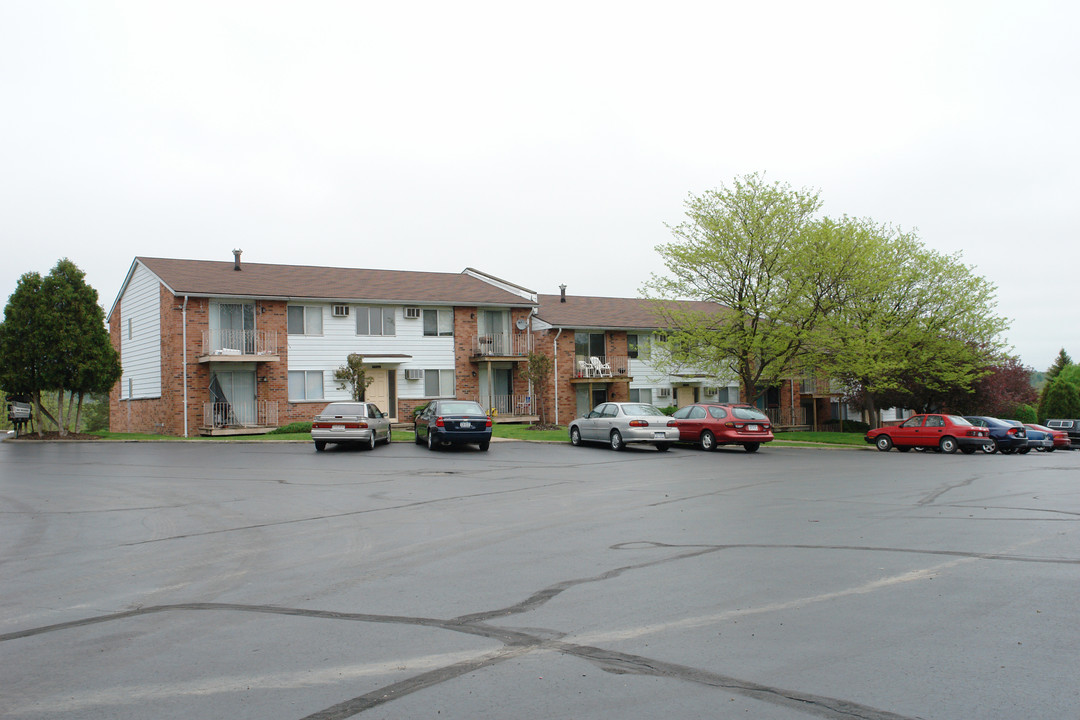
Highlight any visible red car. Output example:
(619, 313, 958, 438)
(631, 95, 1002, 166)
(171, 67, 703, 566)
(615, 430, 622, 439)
(671, 403, 774, 453)
(1026, 423, 1072, 451)
(865, 414, 989, 454)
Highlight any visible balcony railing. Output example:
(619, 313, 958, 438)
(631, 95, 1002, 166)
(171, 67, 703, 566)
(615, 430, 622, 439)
(798, 378, 843, 395)
(572, 355, 629, 378)
(201, 329, 279, 357)
(203, 400, 280, 428)
(475, 394, 534, 417)
(472, 333, 533, 357)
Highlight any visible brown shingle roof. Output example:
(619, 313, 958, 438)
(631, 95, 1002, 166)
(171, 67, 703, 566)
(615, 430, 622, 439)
(536, 294, 727, 330)
(135, 257, 533, 306)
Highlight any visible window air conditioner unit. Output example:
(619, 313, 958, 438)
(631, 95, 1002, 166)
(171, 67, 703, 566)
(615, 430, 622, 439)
(704, 387, 719, 395)
(404, 307, 422, 319)
(405, 369, 424, 380)
(656, 388, 671, 398)
(332, 304, 350, 317)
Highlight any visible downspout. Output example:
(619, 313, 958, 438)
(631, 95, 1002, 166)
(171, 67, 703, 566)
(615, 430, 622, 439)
(553, 328, 563, 426)
(182, 295, 189, 437)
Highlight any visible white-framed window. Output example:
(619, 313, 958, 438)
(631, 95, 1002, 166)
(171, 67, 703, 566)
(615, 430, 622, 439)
(423, 369, 455, 397)
(287, 306, 323, 335)
(423, 309, 454, 337)
(629, 388, 653, 404)
(627, 334, 650, 359)
(356, 306, 396, 336)
(288, 370, 324, 401)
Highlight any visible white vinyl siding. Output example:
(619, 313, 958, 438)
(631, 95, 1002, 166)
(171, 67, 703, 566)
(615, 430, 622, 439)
(287, 305, 456, 403)
(119, 263, 161, 400)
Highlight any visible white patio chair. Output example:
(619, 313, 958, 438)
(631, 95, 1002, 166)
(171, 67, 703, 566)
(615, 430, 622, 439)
(590, 356, 612, 377)
(578, 360, 591, 377)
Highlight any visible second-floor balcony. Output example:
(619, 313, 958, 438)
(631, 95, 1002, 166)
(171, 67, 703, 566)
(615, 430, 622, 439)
(798, 378, 844, 396)
(199, 329, 280, 361)
(571, 355, 630, 379)
(471, 333, 533, 359)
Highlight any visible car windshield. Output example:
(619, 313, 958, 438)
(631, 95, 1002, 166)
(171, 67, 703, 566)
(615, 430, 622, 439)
(731, 407, 768, 421)
(319, 403, 364, 416)
(620, 404, 664, 416)
(438, 401, 486, 415)
(945, 415, 972, 426)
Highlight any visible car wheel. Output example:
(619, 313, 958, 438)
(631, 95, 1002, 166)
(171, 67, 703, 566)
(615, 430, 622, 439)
(1018, 447, 1031, 454)
(479, 441, 490, 451)
(875, 435, 893, 452)
(364, 433, 376, 451)
(610, 430, 625, 451)
(960, 446, 977, 454)
(570, 426, 582, 447)
(1046, 447, 1055, 452)
(982, 439, 997, 454)
(700, 431, 716, 451)
(314, 441, 326, 452)
(655, 442, 671, 452)
(383, 428, 392, 444)
(743, 442, 760, 453)
(896, 446, 911, 452)
(428, 431, 437, 451)
(1001, 447, 1015, 455)
(939, 436, 958, 454)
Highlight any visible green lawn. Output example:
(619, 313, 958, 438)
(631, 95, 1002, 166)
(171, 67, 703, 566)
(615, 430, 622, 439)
(772, 430, 868, 446)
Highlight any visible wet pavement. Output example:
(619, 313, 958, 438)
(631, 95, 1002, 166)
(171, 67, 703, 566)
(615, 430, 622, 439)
(2, 440, 1078, 719)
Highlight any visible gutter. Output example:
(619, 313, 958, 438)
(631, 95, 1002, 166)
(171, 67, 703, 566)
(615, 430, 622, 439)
(553, 328, 563, 425)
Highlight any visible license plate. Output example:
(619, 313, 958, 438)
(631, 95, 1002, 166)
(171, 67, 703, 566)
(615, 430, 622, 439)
(332, 424, 345, 431)
(459, 421, 473, 429)
(747, 424, 758, 431)
(653, 431, 665, 439)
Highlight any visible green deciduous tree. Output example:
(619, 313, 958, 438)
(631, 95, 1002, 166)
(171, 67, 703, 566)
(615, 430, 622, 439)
(520, 351, 553, 425)
(644, 173, 845, 401)
(334, 353, 374, 401)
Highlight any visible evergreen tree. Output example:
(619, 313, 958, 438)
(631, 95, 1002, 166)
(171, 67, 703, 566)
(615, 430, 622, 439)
(1045, 348, 1073, 380)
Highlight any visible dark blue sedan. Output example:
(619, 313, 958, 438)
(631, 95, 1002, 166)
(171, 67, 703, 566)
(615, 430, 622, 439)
(415, 400, 493, 451)
(963, 416, 1029, 454)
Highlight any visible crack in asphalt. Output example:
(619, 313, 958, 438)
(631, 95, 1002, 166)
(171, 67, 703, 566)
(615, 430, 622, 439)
(120, 482, 571, 545)
(8, 538, 1076, 718)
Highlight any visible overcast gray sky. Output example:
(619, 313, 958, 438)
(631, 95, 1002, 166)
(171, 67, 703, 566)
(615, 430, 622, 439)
(2, 1, 1076, 370)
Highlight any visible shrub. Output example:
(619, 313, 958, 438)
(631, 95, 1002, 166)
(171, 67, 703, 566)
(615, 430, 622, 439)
(841, 419, 870, 434)
(269, 421, 312, 434)
(1009, 404, 1038, 424)
(658, 405, 678, 416)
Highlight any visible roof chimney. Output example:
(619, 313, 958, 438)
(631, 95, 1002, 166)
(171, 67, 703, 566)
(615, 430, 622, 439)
(233, 249, 242, 271)
(559, 284, 567, 303)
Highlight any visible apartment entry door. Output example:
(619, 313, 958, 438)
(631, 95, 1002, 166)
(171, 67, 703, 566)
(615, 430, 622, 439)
(365, 369, 392, 419)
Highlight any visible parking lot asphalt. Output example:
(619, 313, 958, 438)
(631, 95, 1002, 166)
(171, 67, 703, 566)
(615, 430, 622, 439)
(2, 440, 1078, 719)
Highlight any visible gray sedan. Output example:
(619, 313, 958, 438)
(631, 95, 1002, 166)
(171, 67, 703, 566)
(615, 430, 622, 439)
(311, 402, 392, 451)
(568, 402, 680, 451)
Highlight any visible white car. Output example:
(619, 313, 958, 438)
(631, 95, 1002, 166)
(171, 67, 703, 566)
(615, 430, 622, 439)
(311, 402, 392, 452)
(569, 402, 679, 451)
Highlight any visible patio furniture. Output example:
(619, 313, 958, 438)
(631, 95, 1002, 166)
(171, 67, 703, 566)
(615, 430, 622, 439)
(591, 356, 612, 377)
(578, 360, 591, 378)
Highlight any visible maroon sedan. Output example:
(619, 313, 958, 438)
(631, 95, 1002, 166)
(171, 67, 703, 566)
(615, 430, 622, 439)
(1026, 423, 1072, 451)
(865, 414, 989, 454)
(671, 403, 774, 453)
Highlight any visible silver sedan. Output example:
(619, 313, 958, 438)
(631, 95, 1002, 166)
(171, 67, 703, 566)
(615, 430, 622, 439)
(311, 402, 392, 451)
(568, 402, 680, 451)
